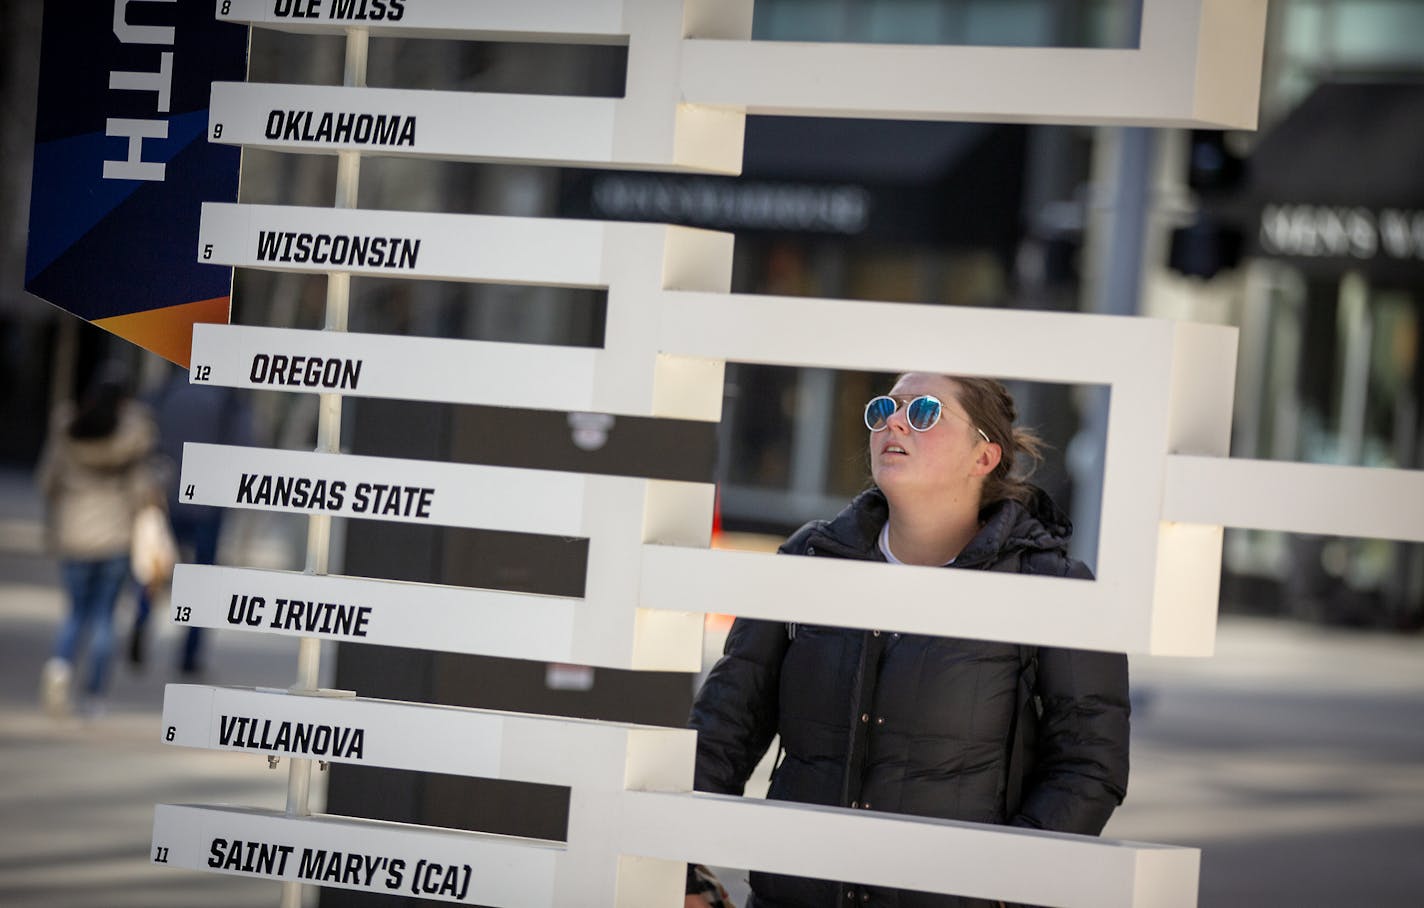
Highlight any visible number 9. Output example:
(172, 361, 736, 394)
(212, 123, 224, 140)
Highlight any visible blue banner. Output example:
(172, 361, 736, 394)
(25, 0, 248, 366)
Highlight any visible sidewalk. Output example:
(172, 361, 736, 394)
(0, 470, 317, 907)
(2, 467, 1422, 906)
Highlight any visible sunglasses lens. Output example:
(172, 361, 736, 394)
(907, 396, 941, 431)
(865, 396, 896, 430)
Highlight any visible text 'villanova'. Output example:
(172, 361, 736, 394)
(218, 714, 366, 759)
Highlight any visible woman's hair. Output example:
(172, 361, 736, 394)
(68, 364, 130, 440)
(944, 375, 1045, 507)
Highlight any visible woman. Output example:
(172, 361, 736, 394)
(37, 365, 158, 717)
(687, 373, 1130, 908)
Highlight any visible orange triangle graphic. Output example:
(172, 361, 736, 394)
(93, 297, 231, 368)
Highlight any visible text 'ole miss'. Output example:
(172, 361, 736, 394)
(272, 0, 407, 21)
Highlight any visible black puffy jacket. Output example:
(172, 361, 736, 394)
(689, 487, 1130, 908)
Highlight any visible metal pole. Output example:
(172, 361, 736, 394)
(279, 27, 367, 908)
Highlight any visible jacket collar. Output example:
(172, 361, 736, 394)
(806, 486, 1075, 568)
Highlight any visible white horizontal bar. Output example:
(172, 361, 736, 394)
(640, 545, 1169, 655)
(1164, 456, 1424, 542)
(152, 804, 559, 906)
(208, 82, 741, 172)
(171, 562, 703, 671)
(218, 0, 629, 43)
(171, 563, 580, 662)
(180, 442, 608, 534)
(620, 791, 1199, 908)
(210, 82, 626, 168)
(161, 684, 694, 790)
(660, 290, 1162, 385)
(199, 202, 608, 284)
(680, 0, 1266, 129)
(189, 324, 610, 412)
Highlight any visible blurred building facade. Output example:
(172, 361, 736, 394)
(1156, 0, 1424, 630)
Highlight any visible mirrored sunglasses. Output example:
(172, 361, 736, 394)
(864, 394, 991, 443)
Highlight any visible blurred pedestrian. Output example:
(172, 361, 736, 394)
(127, 365, 253, 676)
(36, 363, 158, 717)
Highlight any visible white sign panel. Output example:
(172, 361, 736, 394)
(152, 803, 561, 906)
(218, 0, 629, 42)
(209, 82, 637, 170)
(178, 441, 711, 537)
(161, 684, 695, 790)
(199, 202, 608, 285)
(170, 558, 701, 670)
(189, 324, 604, 413)
(172, 563, 582, 662)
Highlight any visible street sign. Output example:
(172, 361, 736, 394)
(24, 0, 248, 366)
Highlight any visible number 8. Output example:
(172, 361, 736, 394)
(221, 1, 231, 14)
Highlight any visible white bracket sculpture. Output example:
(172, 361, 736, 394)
(140, 1, 1396, 906)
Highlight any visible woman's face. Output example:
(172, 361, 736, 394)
(869, 373, 994, 500)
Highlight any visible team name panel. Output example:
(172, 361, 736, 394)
(199, 202, 609, 284)
(161, 684, 695, 790)
(181, 441, 611, 533)
(208, 81, 658, 170)
(171, 563, 582, 663)
(189, 323, 611, 413)
(152, 804, 560, 906)
(218, 0, 629, 43)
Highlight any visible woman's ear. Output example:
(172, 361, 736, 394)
(973, 442, 1002, 477)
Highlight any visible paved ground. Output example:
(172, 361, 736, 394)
(2, 468, 1422, 907)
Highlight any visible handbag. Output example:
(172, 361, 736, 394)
(131, 504, 178, 589)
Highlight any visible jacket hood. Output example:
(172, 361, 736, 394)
(802, 485, 1075, 568)
(61, 402, 155, 471)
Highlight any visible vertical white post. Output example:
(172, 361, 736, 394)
(279, 27, 368, 908)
